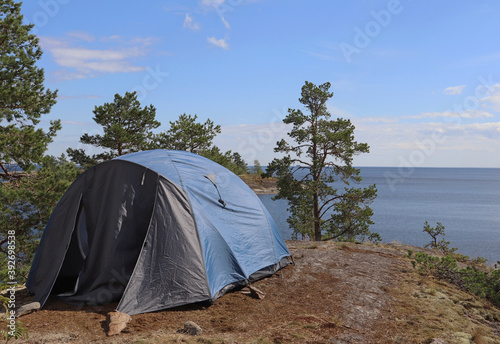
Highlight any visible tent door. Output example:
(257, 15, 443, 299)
(51, 204, 88, 296)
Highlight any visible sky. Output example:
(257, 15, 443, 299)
(19, 0, 500, 167)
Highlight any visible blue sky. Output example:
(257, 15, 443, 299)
(21, 0, 500, 167)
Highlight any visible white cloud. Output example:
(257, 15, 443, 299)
(215, 118, 500, 167)
(355, 116, 400, 123)
(201, 0, 225, 7)
(214, 122, 291, 165)
(350, 115, 500, 167)
(183, 13, 201, 31)
(444, 85, 466, 95)
(61, 120, 92, 126)
(216, 100, 500, 168)
(207, 36, 229, 49)
(327, 106, 400, 124)
(449, 121, 500, 134)
(406, 110, 494, 119)
(480, 84, 500, 112)
(66, 31, 95, 42)
(40, 33, 153, 80)
(221, 16, 231, 29)
(327, 105, 352, 118)
(208, 108, 500, 167)
(201, 0, 232, 29)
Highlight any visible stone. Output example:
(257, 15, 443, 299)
(429, 339, 448, 344)
(240, 285, 265, 299)
(106, 311, 131, 336)
(178, 321, 202, 336)
(16, 302, 41, 317)
(453, 332, 472, 344)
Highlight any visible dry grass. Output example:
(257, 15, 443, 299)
(472, 327, 489, 344)
(374, 259, 500, 344)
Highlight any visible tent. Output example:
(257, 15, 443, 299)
(26, 150, 290, 315)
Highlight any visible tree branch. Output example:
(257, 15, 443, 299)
(0, 238, 9, 248)
(318, 195, 344, 216)
(321, 227, 351, 241)
(292, 158, 312, 167)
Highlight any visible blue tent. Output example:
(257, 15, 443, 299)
(26, 150, 291, 315)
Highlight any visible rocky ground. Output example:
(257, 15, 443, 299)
(238, 174, 278, 194)
(5, 241, 500, 344)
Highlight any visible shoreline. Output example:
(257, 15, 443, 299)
(239, 174, 278, 194)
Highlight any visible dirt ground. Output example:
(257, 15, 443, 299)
(7, 241, 500, 344)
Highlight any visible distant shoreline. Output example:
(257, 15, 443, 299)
(239, 174, 278, 195)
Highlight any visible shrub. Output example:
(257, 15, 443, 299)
(422, 221, 457, 254)
(410, 252, 500, 307)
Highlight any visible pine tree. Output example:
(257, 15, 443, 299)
(200, 146, 247, 175)
(151, 113, 221, 153)
(253, 160, 264, 175)
(67, 91, 160, 167)
(266, 81, 378, 241)
(0, 0, 59, 177)
(0, 0, 76, 286)
(151, 113, 247, 173)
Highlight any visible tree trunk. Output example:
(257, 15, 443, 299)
(313, 191, 321, 241)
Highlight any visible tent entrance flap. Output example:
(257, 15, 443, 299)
(54, 162, 159, 305)
(52, 204, 87, 296)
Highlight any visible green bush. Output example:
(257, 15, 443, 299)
(422, 221, 457, 254)
(414, 220, 500, 306)
(410, 251, 500, 307)
(461, 267, 500, 305)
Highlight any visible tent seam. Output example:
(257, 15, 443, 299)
(163, 151, 212, 298)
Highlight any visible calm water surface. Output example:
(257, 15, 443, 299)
(259, 167, 500, 264)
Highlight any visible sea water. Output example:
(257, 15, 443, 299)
(258, 167, 500, 264)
